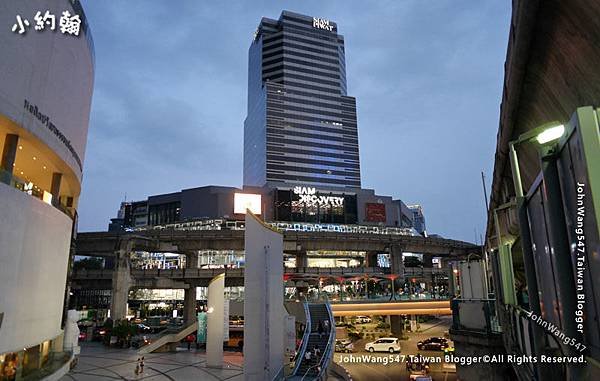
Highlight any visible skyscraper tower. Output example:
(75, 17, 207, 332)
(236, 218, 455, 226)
(243, 11, 361, 189)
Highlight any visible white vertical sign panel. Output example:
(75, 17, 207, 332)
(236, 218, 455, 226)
(244, 212, 285, 381)
(223, 300, 230, 342)
(207, 273, 225, 368)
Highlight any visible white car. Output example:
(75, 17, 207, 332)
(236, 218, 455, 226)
(364, 337, 401, 353)
(354, 316, 372, 324)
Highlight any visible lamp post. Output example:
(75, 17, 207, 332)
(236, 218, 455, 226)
(508, 122, 565, 197)
(507, 121, 583, 381)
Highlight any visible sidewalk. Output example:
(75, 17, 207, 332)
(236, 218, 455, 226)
(60, 342, 243, 381)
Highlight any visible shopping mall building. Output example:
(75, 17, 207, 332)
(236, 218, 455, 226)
(0, 0, 94, 378)
(109, 184, 420, 233)
(109, 11, 426, 239)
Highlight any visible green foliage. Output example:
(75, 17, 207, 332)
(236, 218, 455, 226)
(403, 256, 423, 267)
(73, 257, 104, 270)
(112, 319, 137, 340)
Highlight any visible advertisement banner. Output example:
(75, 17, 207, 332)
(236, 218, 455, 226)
(197, 312, 207, 343)
(366, 203, 386, 222)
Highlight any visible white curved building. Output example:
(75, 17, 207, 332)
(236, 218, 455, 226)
(0, 0, 94, 378)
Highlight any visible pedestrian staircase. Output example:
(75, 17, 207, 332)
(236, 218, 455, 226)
(138, 322, 197, 354)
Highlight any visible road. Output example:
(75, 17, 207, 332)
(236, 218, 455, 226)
(334, 316, 457, 381)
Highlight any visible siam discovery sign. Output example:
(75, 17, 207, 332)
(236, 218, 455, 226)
(312, 17, 334, 31)
(293, 186, 344, 207)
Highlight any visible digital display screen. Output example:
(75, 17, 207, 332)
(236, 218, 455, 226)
(234, 193, 262, 214)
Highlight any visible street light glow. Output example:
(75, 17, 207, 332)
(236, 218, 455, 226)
(536, 124, 565, 144)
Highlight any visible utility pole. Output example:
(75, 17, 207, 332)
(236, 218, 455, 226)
(481, 171, 489, 213)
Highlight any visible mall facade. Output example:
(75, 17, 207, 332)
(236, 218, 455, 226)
(0, 0, 94, 379)
(108, 184, 420, 234)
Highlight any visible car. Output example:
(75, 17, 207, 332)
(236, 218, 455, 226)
(92, 327, 109, 342)
(409, 374, 432, 381)
(443, 346, 455, 356)
(364, 337, 401, 353)
(354, 316, 372, 324)
(335, 339, 354, 353)
(417, 337, 449, 351)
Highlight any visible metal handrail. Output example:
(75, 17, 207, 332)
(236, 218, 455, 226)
(315, 301, 336, 380)
(290, 302, 312, 377)
(271, 364, 285, 381)
(300, 364, 322, 381)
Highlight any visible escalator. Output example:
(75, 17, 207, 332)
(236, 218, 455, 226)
(137, 321, 197, 354)
(288, 303, 335, 380)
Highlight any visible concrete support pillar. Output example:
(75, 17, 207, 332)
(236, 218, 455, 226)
(422, 254, 433, 268)
(389, 245, 404, 281)
(0, 134, 18, 182)
(110, 250, 131, 323)
(50, 172, 62, 206)
(447, 267, 457, 297)
(183, 251, 198, 325)
(185, 251, 199, 269)
(365, 251, 378, 268)
(184, 285, 197, 325)
(295, 250, 308, 269)
(390, 315, 404, 337)
(15, 351, 24, 380)
(0, 134, 18, 172)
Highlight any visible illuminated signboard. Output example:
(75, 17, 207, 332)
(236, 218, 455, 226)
(312, 17, 334, 31)
(365, 203, 386, 222)
(234, 193, 262, 214)
(293, 186, 344, 207)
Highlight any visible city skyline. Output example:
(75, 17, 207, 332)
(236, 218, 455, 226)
(78, 1, 511, 242)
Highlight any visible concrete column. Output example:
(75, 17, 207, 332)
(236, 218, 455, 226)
(184, 285, 197, 325)
(0, 134, 18, 183)
(50, 172, 62, 206)
(365, 251, 378, 268)
(110, 250, 131, 323)
(185, 251, 199, 269)
(422, 254, 433, 267)
(0, 134, 18, 172)
(390, 315, 404, 337)
(389, 245, 404, 281)
(295, 250, 308, 269)
(447, 267, 457, 297)
(183, 251, 199, 325)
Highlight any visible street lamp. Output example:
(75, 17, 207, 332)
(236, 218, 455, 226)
(498, 122, 565, 306)
(504, 119, 577, 381)
(508, 121, 566, 197)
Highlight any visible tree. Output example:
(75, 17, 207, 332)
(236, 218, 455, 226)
(403, 256, 423, 268)
(73, 257, 104, 270)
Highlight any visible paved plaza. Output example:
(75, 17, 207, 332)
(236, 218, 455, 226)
(60, 343, 243, 381)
